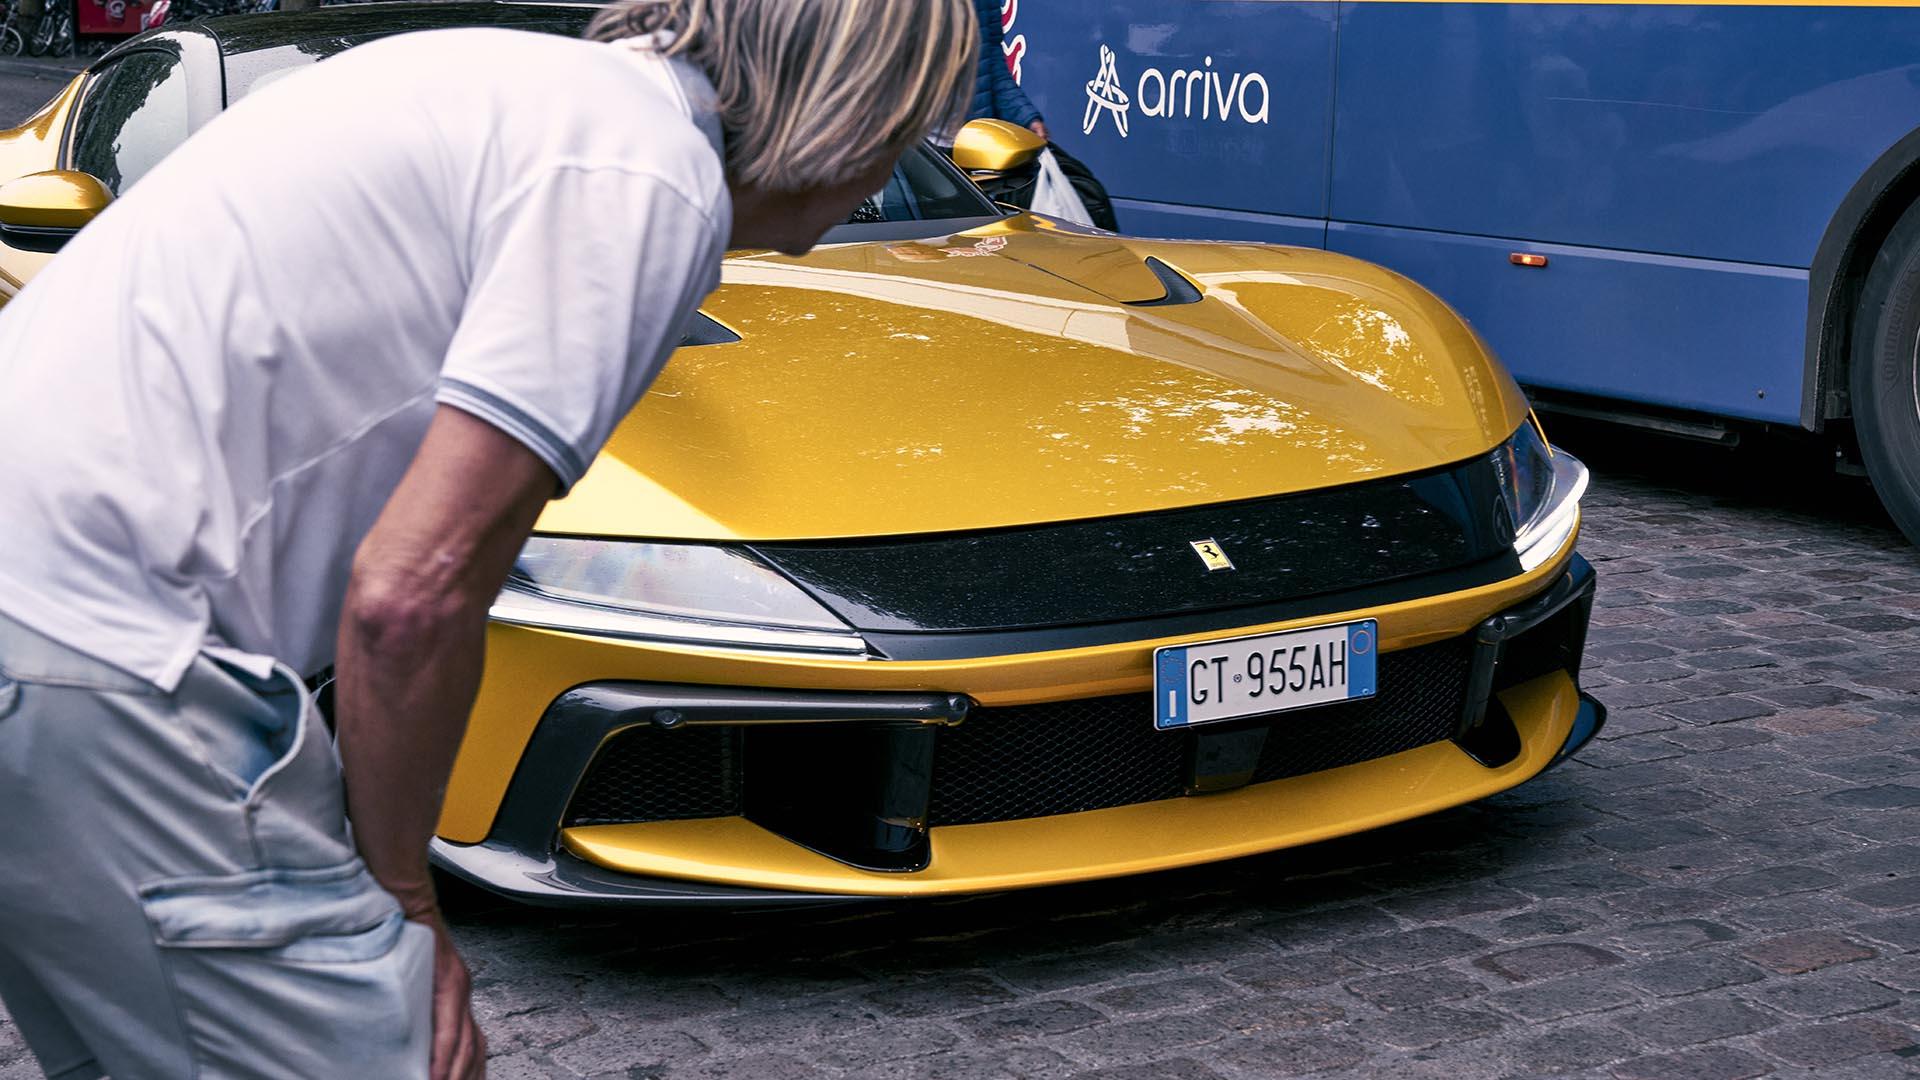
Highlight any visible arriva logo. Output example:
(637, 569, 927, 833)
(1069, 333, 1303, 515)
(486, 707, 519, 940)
(1082, 44, 1271, 138)
(1083, 45, 1131, 136)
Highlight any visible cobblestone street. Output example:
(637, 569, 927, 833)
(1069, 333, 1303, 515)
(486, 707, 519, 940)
(11, 426, 1902, 1080)
(417, 427, 1920, 1080)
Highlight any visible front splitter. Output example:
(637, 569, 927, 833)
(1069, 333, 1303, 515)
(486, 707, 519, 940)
(430, 838, 866, 908)
(449, 673, 1576, 904)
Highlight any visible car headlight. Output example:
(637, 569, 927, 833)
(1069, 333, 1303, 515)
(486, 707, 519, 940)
(489, 538, 866, 656)
(1491, 419, 1588, 572)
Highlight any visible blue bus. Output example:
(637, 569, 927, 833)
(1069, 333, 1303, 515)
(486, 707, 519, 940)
(1002, 0, 1920, 542)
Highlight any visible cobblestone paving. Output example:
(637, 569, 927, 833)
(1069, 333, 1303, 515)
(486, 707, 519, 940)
(3, 428, 1917, 1079)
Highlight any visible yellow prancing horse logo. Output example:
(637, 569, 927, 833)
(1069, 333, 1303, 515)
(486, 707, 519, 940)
(1189, 538, 1234, 572)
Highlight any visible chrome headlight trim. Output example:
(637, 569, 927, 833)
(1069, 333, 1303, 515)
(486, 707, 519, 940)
(1495, 420, 1588, 572)
(1514, 451, 1588, 571)
(488, 583, 870, 656)
(488, 538, 869, 658)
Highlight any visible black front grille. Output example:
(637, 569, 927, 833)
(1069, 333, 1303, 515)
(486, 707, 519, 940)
(751, 458, 1516, 637)
(928, 637, 1473, 826)
(564, 726, 741, 826)
(927, 696, 1189, 825)
(563, 637, 1474, 829)
(1251, 636, 1473, 784)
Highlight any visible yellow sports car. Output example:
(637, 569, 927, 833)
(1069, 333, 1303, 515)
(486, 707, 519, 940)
(0, 3, 1602, 905)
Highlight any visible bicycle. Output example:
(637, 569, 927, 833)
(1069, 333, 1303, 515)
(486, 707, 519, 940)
(24, 0, 72, 57)
(0, 0, 24, 56)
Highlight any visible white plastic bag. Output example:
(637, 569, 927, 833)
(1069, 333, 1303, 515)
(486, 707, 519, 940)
(1029, 149, 1096, 227)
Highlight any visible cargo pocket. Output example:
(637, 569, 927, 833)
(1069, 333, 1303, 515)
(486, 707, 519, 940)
(176, 655, 357, 869)
(139, 860, 432, 1080)
(176, 657, 308, 803)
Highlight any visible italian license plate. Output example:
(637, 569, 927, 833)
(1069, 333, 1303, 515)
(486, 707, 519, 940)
(1153, 620, 1377, 730)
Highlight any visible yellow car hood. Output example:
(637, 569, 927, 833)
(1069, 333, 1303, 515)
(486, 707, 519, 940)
(538, 215, 1530, 542)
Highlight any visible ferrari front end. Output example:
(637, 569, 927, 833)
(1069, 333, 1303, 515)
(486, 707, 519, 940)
(425, 169, 1609, 904)
(431, 411, 1602, 905)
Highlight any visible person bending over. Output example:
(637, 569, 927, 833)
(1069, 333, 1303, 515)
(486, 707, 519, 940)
(0, 1, 974, 1077)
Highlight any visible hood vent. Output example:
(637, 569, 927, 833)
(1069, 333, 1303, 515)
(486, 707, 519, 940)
(679, 311, 740, 347)
(1126, 257, 1203, 308)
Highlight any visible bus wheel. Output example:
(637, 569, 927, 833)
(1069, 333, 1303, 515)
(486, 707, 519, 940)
(1853, 197, 1920, 546)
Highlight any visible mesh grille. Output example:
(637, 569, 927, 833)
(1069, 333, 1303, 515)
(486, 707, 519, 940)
(927, 695, 1188, 825)
(563, 637, 1474, 828)
(1251, 636, 1473, 784)
(928, 637, 1473, 826)
(564, 727, 741, 826)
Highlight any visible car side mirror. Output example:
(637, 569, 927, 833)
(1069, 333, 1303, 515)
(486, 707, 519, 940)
(950, 118, 1046, 178)
(0, 170, 113, 253)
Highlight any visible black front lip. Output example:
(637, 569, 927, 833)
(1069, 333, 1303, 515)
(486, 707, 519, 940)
(447, 556, 1597, 906)
(1548, 693, 1609, 769)
(429, 839, 866, 908)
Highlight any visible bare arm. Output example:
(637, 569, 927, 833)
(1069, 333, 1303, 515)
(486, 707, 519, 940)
(334, 405, 556, 1080)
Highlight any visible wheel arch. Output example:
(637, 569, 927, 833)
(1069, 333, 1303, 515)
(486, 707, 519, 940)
(1805, 124, 1920, 430)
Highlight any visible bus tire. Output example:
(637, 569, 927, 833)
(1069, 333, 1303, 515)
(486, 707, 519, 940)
(1853, 196, 1920, 546)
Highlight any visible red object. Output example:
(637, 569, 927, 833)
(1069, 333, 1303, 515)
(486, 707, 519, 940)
(1003, 36, 1025, 80)
(76, 0, 164, 36)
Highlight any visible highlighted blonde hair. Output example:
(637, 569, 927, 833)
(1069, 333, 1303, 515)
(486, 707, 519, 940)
(588, 0, 977, 192)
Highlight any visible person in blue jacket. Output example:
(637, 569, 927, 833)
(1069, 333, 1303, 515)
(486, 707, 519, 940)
(971, 0, 1047, 138)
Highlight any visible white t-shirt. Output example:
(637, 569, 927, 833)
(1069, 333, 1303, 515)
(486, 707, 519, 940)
(0, 28, 732, 690)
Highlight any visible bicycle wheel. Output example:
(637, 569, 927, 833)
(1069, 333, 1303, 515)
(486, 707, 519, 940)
(24, 10, 51, 54)
(0, 25, 23, 56)
(47, 4, 70, 56)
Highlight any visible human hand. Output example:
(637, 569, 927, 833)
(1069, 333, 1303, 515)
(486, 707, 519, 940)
(409, 903, 487, 1080)
(1029, 119, 1049, 141)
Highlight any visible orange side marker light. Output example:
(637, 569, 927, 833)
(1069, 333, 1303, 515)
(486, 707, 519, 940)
(1509, 252, 1549, 268)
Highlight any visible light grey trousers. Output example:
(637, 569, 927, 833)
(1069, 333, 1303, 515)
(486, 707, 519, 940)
(0, 613, 431, 1079)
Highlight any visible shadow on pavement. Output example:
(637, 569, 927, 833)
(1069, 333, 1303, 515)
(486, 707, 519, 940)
(1548, 415, 1902, 540)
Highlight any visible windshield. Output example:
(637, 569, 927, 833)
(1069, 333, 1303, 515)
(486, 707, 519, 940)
(845, 145, 998, 225)
(817, 143, 1004, 244)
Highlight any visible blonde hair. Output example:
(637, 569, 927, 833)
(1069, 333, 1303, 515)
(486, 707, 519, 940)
(587, 0, 977, 192)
